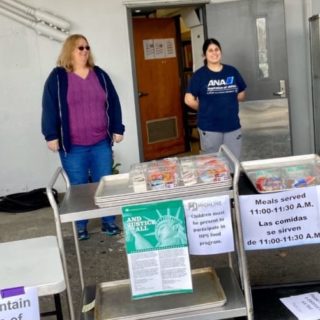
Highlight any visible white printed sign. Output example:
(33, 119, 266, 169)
(143, 39, 155, 60)
(239, 186, 320, 250)
(280, 292, 320, 320)
(143, 38, 176, 60)
(154, 39, 165, 59)
(183, 195, 234, 255)
(0, 286, 40, 320)
(164, 38, 176, 58)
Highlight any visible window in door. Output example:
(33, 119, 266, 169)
(256, 16, 269, 79)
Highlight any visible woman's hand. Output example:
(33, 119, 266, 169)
(47, 139, 59, 152)
(237, 91, 246, 102)
(113, 134, 123, 143)
(184, 93, 199, 110)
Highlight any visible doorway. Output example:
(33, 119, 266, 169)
(130, 6, 203, 161)
(128, 0, 292, 162)
(205, 0, 292, 161)
(132, 16, 186, 161)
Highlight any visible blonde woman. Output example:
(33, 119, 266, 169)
(42, 34, 125, 240)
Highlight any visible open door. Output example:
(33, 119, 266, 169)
(205, 0, 292, 160)
(133, 18, 186, 161)
(205, 0, 289, 101)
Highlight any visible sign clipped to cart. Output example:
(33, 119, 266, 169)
(183, 195, 234, 255)
(239, 185, 320, 250)
(122, 200, 193, 299)
(0, 286, 40, 320)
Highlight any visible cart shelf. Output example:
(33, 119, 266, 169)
(81, 268, 247, 320)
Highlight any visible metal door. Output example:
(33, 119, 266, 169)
(205, 0, 291, 159)
(309, 15, 320, 154)
(205, 0, 288, 101)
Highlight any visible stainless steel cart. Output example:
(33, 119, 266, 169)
(46, 145, 253, 320)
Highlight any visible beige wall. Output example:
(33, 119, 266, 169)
(0, 0, 139, 195)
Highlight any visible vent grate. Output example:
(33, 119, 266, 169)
(146, 117, 178, 144)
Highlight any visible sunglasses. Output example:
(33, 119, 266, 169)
(77, 46, 90, 51)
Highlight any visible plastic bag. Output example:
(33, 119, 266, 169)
(0, 188, 58, 213)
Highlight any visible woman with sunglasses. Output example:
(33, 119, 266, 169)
(184, 38, 246, 159)
(42, 34, 125, 240)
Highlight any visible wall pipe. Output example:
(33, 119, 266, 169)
(0, 0, 70, 31)
(0, 0, 29, 20)
(0, 4, 68, 42)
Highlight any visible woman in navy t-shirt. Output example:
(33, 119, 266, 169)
(184, 38, 246, 158)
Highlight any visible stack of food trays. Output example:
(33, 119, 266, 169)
(94, 153, 232, 208)
(130, 153, 231, 192)
(241, 154, 320, 193)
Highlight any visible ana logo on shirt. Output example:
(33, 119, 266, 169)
(208, 76, 234, 87)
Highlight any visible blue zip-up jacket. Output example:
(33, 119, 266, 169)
(41, 66, 125, 153)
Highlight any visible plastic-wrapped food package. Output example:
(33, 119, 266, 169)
(129, 163, 148, 193)
(195, 155, 231, 183)
(254, 169, 283, 192)
(180, 158, 198, 186)
(282, 164, 317, 188)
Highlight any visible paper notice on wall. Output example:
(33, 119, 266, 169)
(122, 200, 192, 299)
(143, 38, 176, 60)
(154, 39, 165, 59)
(183, 195, 234, 255)
(143, 39, 155, 60)
(164, 38, 176, 58)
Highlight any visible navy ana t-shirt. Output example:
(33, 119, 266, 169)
(187, 64, 247, 132)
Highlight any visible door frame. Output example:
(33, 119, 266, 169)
(132, 16, 187, 160)
(125, 2, 208, 161)
(126, 9, 144, 161)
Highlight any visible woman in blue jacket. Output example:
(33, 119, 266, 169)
(185, 38, 246, 159)
(42, 34, 125, 240)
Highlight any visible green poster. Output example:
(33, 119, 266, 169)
(122, 200, 188, 253)
(122, 200, 192, 299)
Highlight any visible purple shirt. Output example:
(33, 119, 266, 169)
(67, 70, 108, 145)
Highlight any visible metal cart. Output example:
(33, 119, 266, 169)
(46, 145, 253, 320)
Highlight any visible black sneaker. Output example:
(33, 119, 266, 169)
(101, 222, 121, 236)
(77, 228, 90, 241)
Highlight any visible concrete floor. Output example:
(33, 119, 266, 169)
(1, 99, 318, 320)
(239, 99, 291, 161)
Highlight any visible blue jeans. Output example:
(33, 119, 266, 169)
(59, 140, 116, 230)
